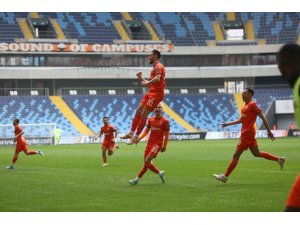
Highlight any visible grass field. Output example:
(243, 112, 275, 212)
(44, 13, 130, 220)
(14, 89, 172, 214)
(0, 138, 299, 212)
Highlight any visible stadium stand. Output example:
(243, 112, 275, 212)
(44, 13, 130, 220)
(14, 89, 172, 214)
(1, 12, 299, 45)
(62, 95, 188, 134)
(164, 93, 241, 131)
(0, 96, 80, 137)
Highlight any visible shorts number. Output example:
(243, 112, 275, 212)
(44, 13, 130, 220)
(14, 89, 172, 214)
(147, 99, 154, 107)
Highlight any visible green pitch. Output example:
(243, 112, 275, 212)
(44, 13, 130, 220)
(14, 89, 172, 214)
(0, 138, 299, 212)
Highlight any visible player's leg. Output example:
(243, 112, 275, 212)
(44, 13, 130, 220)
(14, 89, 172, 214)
(149, 163, 166, 183)
(129, 154, 154, 185)
(108, 141, 118, 156)
(6, 151, 20, 169)
(249, 145, 285, 169)
(213, 148, 244, 183)
(120, 102, 145, 139)
(102, 145, 108, 166)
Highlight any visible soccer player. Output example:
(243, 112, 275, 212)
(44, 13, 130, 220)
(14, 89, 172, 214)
(94, 116, 119, 167)
(278, 43, 300, 212)
(6, 118, 44, 170)
(128, 103, 170, 185)
(213, 88, 285, 183)
(121, 49, 166, 144)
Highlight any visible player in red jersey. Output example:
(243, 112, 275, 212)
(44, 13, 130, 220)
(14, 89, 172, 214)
(6, 118, 44, 170)
(120, 49, 166, 144)
(128, 103, 170, 185)
(285, 174, 300, 211)
(213, 88, 285, 183)
(94, 116, 119, 167)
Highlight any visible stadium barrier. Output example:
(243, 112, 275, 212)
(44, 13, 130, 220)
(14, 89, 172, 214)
(1, 130, 295, 146)
(0, 137, 54, 146)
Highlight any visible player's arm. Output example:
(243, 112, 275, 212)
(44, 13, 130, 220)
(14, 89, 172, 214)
(221, 118, 242, 128)
(136, 72, 147, 82)
(94, 130, 103, 140)
(114, 129, 118, 138)
(14, 130, 24, 141)
(161, 130, 170, 153)
(258, 112, 276, 141)
(141, 74, 161, 87)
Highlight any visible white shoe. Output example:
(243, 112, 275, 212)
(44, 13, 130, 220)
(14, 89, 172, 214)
(37, 150, 44, 156)
(278, 157, 285, 170)
(213, 174, 228, 183)
(159, 171, 166, 183)
(102, 163, 109, 167)
(129, 178, 138, 185)
(6, 165, 14, 170)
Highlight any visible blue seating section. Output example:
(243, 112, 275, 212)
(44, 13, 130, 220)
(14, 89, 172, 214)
(237, 12, 300, 44)
(0, 12, 27, 42)
(164, 94, 240, 131)
(0, 90, 294, 138)
(1, 12, 299, 45)
(0, 96, 80, 137)
(62, 95, 188, 134)
(40, 12, 121, 43)
(253, 88, 293, 127)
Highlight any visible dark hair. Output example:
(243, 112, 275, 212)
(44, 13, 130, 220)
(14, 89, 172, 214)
(278, 43, 300, 63)
(245, 88, 254, 96)
(14, 118, 20, 124)
(152, 49, 161, 59)
(103, 116, 108, 120)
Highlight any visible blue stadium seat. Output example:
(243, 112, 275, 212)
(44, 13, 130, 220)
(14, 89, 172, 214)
(164, 94, 240, 131)
(62, 95, 188, 134)
(0, 96, 80, 137)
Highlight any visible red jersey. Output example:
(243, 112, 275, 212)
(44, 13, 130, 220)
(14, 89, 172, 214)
(149, 61, 166, 92)
(100, 124, 116, 142)
(240, 100, 262, 139)
(146, 116, 170, 144)
(14, 125, 26, 143)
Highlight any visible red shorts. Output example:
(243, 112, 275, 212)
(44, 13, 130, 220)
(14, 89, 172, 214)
(15, 142, 29, 153)
(140, 90, 164, 111)
(102, 140, 115, 151)
(144, 142, 162, 158)
(237, 138, 258, 151)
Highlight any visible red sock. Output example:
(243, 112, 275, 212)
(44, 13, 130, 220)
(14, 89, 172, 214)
(259, 151, 278, 161)
(12, 155, 19, 163)
(225, 158, 239, 177)
(130, 115, 141, 133)
(286, 174, 300, 208)
(103, 154, 107, 163)
(135, 116, 147, 135)
(149, 163, 160, 174)
(138, 161, 151, 178)
(27, 150, 37, 155)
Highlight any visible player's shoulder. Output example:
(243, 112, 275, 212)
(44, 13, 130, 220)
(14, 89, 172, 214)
(162, 116, 169, 123)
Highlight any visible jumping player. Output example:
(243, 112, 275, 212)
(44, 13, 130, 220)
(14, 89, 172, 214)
(213, 88, 285, 183)
(6, 118, 44, 170)
(94, 117, 118, 167)
(128, 103, 170, 185)
(121, 49, 166, 144)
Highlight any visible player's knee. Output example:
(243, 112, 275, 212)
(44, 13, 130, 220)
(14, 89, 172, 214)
(108, 151, 113, 156)
(24, 151, 29, 155)
(253, 152, 260, 157)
